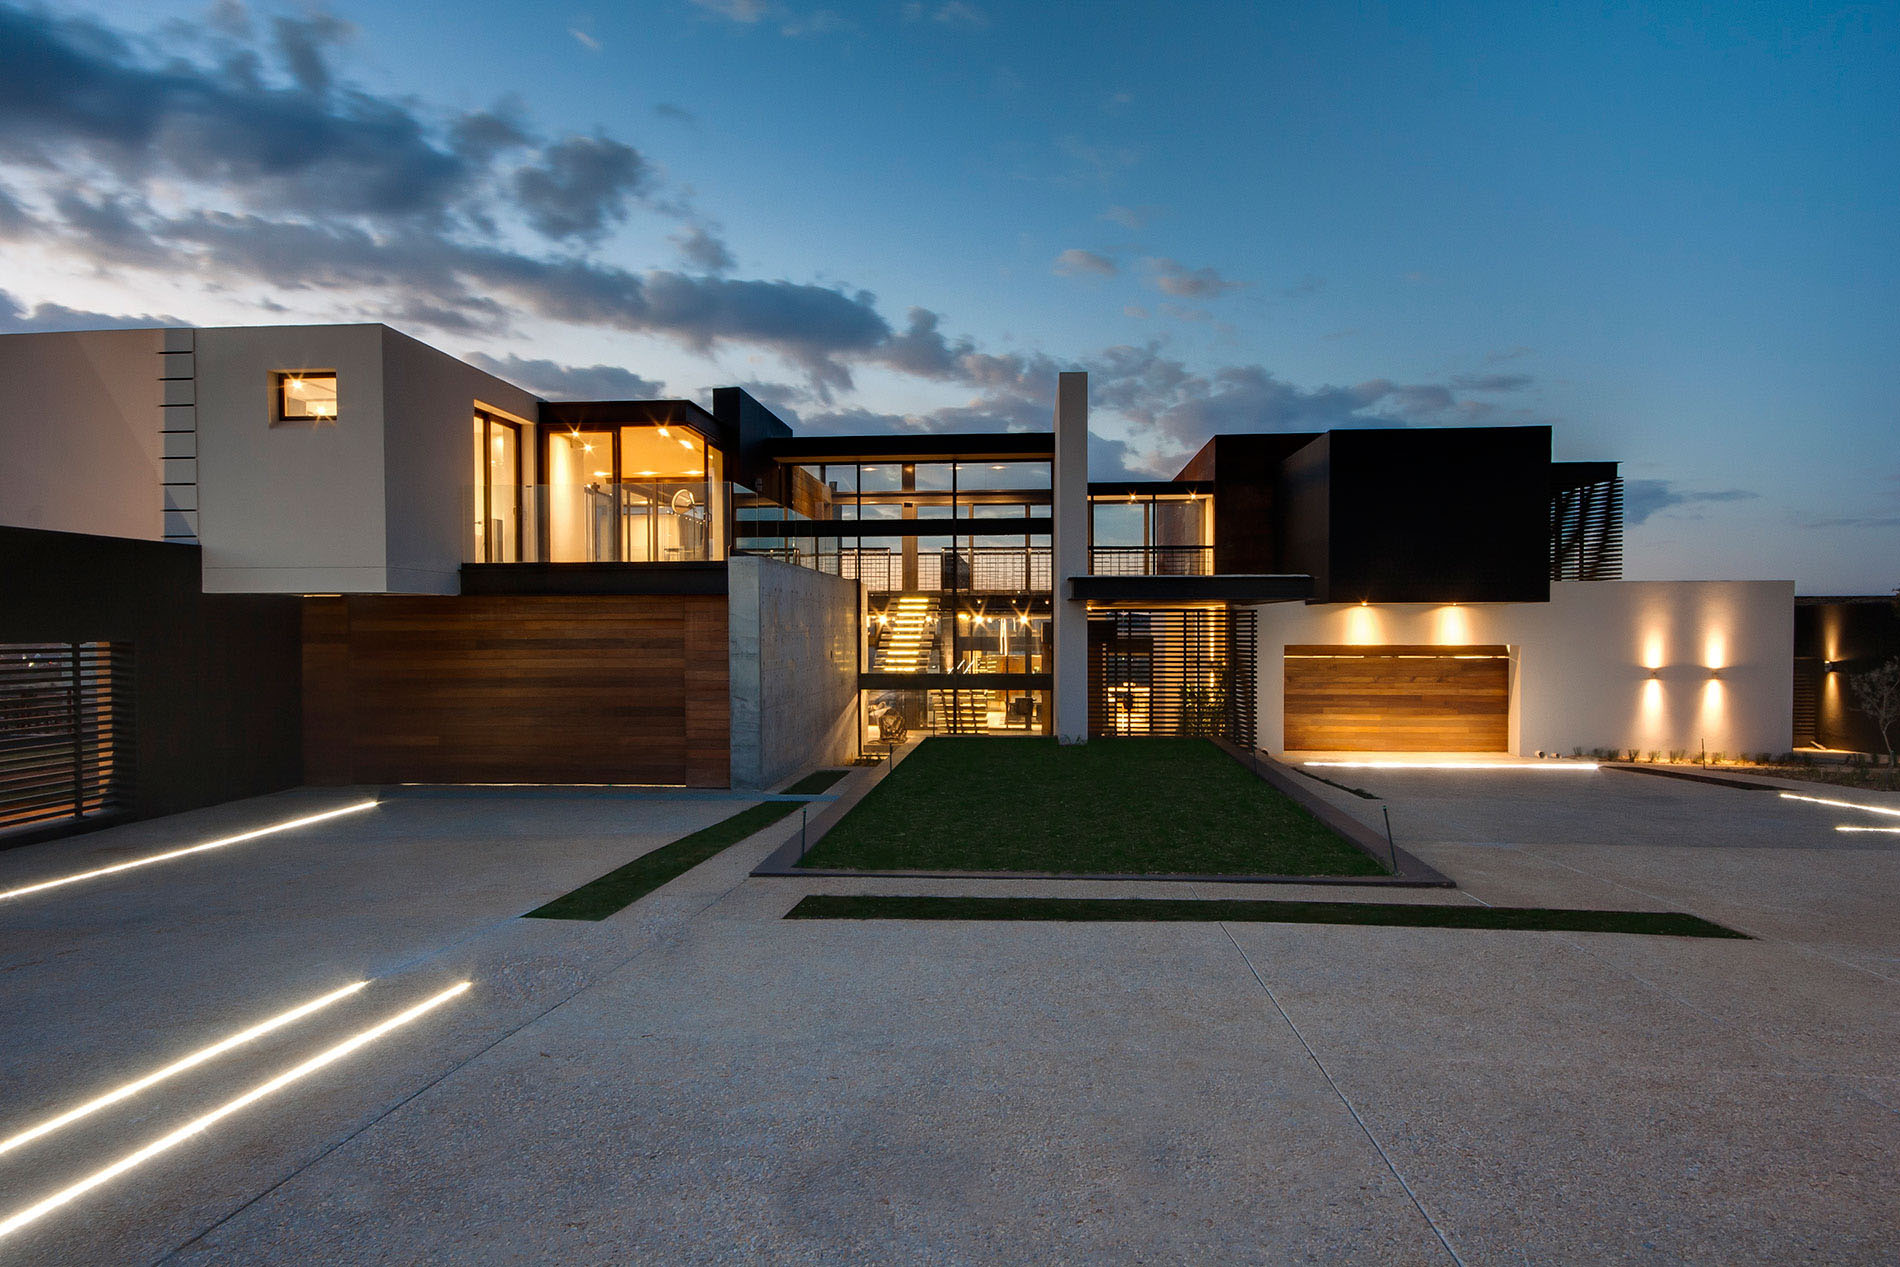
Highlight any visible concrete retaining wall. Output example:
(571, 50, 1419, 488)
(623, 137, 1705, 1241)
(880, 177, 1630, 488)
(728, 556, 861, 788)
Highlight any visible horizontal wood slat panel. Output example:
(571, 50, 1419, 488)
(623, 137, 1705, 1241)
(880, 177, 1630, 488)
(1285, 645, 1508, 752)
(303, 595, 729, 787)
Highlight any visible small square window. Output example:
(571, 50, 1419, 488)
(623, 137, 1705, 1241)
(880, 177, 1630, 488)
(275, 371, 338, 422)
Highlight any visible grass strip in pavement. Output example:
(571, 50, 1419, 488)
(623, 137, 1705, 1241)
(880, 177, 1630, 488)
(780, 769, 849, 795)
(783, 895, 1749, 938)
(527, 801, 824, 923)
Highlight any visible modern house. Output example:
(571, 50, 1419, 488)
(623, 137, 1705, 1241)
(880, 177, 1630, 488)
(1, 323, 1793, 841)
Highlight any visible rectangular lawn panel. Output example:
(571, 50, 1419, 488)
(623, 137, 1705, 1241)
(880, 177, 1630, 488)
(526, 801, 801, 921)
(798, 737, 1384, 877)
(784, 895, 1749, 938)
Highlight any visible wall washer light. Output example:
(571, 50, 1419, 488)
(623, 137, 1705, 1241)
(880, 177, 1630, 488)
(0, 981, 368, 1159)
(0, 801, 379, 903)
(0, 981, 471, 1241)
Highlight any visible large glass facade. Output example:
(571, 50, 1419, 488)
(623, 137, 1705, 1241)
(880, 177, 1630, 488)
(734, 454, 1055, 739)
(1087, 486, 1213, 575)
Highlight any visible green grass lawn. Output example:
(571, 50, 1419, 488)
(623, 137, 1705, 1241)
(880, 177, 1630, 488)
(798, 737, 1384, 877)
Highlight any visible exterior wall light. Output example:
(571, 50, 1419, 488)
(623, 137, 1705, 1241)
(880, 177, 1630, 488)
(1708, 667, 1722, 680)
(1824, 660, 1845, 673)
(1648, 668, 1660, 679)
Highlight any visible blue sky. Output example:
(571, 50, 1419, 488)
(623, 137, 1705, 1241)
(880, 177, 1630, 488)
(1, 0, 1895, 590)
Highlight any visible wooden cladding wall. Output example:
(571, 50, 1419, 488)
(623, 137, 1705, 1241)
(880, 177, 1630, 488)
(304, 595, 729, 786)
(1283, 645, 1510, 752)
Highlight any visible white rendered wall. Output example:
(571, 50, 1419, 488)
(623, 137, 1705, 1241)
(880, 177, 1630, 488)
(1256, 580, 1795, 756)
(194, 324, 543, 594)
(0, 329, 166, 541)
(380, 328, 541, 593)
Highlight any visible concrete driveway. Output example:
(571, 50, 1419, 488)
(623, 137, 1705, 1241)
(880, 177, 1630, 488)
(0, 767, 1895, 1263)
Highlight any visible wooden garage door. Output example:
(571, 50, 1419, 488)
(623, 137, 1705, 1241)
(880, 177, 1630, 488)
(1284, 645, 1509, 751)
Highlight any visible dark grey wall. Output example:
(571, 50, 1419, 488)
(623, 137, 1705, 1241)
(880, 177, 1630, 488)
(0, 526, 303, 843)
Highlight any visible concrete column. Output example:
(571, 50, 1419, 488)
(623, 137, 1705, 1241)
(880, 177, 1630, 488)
(1052, 371, 1089, 743)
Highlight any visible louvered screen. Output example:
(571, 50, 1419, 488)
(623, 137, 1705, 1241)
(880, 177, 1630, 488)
(1088, 607, 1257, 745)
(0, 643, 134, 832)
(1550, 476, 1624, 581)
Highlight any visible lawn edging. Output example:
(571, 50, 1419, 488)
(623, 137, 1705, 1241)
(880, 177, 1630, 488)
(1210, 739, 1455, 887)
(749, 737, 926, 878)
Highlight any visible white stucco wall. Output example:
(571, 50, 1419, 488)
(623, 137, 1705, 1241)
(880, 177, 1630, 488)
(194, 324, 543, 594)
(195, 324, 390, 592)
(1256, 580, 1795, 756)
(381, 328, 541, 592)
(0, 328, 166, 540)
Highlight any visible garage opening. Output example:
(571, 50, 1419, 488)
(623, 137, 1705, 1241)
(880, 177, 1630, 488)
(1284, 644, 1509, 752)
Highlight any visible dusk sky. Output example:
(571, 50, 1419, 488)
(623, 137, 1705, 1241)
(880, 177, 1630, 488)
(1, 1, 1894, 590)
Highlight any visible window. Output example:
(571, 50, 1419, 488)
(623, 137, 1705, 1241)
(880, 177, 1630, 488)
(275, 371, 338, 422)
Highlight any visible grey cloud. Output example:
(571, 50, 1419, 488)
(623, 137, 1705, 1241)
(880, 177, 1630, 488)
(1625, 480, 1759, 526)
(1280, 275, 1324, 299)
(673, 224, 736, 273)
(270, 11, 353, 96)
(0, 3, 470, 219)
(466, 352, 662, 400)
(654, 103, 698, 125)
(902, 2, 987, 27)
(448, 108, 531, 162)
(1052, 248, 1116, 278)
(513, 135, 649, 242)
(1100, 204, 1157, 229)
(1451, 372, 1533, 392)
(1145, 257, 1243, 298)
(0, 287, 179, 331)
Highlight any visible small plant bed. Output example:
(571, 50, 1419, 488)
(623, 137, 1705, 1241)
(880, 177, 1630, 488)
(784, 894, 1749, 938)
(1596, 751, 1899, 792)
(797, 737, 1385, 877)
(526, 800, 802, 921)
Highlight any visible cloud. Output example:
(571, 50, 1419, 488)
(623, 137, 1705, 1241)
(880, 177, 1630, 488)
(1625, 480, 1759, 526)
(1100, 204, 1158, 230)
(1052, 248, 1116, 278)
(0, 2, 471, 219)
(1123, 304, 1148, 319)
(1144, 257, 1243, 298)
(465, 352, 662, 400)
(512, 135, 649, 242)
(902, 2, 987, 27)
(1280, 274, 1324, 299)
(568, 27, 601, 51)
(1487, 345, 1534, 362)
(688, 0, 848, 37)
(654, 103, 697, 125)
(0, 287, 179, 331)
(672, 224, 735, 273)
(1450, 372, 1532, 392)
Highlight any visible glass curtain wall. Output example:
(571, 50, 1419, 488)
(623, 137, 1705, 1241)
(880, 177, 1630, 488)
(542, 424, 728, 563)
(471, 410, 523, 562)
(1087, 488, 1213, 574)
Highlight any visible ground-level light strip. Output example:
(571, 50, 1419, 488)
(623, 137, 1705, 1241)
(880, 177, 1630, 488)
(0, 980, 471, 1242)
(1303, 761, 1600, 772)
(0, 801, 378, 903)
(0, 981, 367, 1160)
(1836, 825, 1900, 834)
(1778, 792, 1900, 820)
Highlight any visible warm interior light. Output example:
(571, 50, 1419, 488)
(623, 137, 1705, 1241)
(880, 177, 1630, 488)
(1781, 792, 1900, 820)
(0, 801, 378, 903)
(0, 982, 471, 1242)
(657, 426, 670, 438)
(0, 982, 367, 1159)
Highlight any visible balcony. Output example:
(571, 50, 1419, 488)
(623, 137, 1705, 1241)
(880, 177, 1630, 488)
(1087, 546, 1213, 576)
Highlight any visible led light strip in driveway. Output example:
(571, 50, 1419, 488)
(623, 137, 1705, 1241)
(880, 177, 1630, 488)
(0, 982, 368, 1159)
(0, 981, 471, 1242)
(1836, 825, 1900, 834)
(1779, 792, 1900, 820)
(0, 801, 378, 903)
(1304, 761, 1600, 771)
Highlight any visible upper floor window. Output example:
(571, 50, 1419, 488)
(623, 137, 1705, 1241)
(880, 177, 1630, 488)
(275, 371, 338, 423)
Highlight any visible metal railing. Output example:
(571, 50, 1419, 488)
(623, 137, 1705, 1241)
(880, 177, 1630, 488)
(1088, 546, 1214, 576)
(743, 546, 1053, 593)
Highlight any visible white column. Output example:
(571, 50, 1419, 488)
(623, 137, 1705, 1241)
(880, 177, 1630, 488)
(1052, 371, 1089, 743)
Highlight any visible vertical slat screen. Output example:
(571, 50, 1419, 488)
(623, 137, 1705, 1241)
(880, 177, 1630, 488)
(1088, 607, 1256, 745)
(0, 642, 134, 832)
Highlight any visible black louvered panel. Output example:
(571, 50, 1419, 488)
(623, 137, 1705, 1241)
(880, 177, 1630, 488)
(0, 643, 134, 832)
(1088, 607, 1257, 745)
(1550, 476, 1624, 581)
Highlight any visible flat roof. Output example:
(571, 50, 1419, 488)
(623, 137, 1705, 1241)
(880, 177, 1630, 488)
(765, 432, 1055, 464)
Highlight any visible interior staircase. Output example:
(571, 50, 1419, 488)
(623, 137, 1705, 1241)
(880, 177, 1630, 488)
(875, 595, 935, 673)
